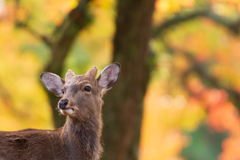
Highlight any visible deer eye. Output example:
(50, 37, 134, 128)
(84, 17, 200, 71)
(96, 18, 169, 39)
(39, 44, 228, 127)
(61, 89, 64, 94)
(84, 86, 91, 92)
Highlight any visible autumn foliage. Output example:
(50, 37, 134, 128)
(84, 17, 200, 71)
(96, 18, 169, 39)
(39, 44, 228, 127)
(1, 0, 240, 159)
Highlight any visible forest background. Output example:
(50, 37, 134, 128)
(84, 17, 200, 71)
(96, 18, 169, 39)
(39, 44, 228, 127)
(1, 0, 240, 159)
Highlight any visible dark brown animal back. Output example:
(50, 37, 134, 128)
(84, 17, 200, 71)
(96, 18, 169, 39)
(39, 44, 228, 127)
(0, 128, 68, 160)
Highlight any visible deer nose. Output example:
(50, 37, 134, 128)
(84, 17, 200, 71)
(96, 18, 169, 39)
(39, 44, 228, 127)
(59, 99, 69, 109)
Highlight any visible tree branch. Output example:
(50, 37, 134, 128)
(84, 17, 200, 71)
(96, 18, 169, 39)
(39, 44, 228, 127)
(46, 0, 93, 75)
(51, 0, 92, 45)
(183, 53, 240, 109)
(15, 21, 52, 46)
(162, 40, 240, 110)
(204, 11, 240, 34)
(154, 9, 240, 37)
(153, 9, 208, 36)
(14, 0, 92, 49)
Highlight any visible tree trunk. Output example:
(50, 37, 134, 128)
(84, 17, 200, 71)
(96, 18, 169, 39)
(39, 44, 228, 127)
(101, 0, 156, 159)
(45, 0, 92, 128)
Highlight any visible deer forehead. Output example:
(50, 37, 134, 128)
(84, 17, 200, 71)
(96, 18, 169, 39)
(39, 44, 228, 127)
(66, 75, 95, 84)
(63, 76, 100, 100)
(64, 76, 98, 94)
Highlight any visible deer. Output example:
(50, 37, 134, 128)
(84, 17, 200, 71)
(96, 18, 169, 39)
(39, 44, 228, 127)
(0, 63, 120, 160)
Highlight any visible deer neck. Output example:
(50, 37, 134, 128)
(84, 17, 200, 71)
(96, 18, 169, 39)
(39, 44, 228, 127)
(62, 115, 102, 160)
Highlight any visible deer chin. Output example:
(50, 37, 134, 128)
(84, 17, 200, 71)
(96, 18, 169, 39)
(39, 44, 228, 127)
(60, 108, 74, 115)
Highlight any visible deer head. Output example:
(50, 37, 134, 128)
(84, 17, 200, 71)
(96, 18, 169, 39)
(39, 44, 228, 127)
(40, 63, 120, 121)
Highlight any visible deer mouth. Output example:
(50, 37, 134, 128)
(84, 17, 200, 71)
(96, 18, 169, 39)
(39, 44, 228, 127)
(60, 108, 74, 115)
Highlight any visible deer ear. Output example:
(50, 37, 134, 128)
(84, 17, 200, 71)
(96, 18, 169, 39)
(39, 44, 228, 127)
(40, 72, 65, 97)
(97, 63, 120, 92)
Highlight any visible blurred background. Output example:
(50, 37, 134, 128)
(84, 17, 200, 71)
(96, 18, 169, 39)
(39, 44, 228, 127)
(0, 0, 240, 159)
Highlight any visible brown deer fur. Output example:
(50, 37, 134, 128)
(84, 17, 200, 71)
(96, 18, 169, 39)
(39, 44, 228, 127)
(0, 63, 121, 160)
